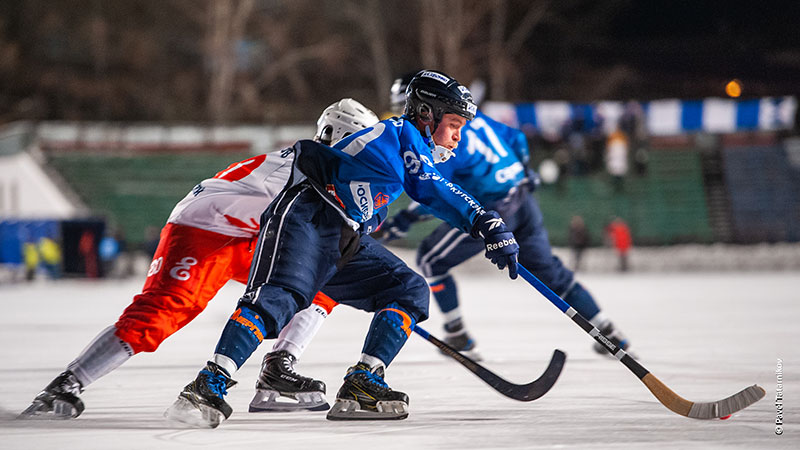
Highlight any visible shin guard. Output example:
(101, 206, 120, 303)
(429, 274, 459, 314)
(361, 303, 416, 367)
(214, 306, 268, 369)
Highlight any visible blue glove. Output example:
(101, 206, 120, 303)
(378, 209, 419, 242)
(361, 207, 388, 234)
(472, 211, 519, 279)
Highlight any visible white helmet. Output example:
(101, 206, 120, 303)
(314, 98, 379, 145)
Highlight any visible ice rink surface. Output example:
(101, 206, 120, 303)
(0, 250, 797, 449)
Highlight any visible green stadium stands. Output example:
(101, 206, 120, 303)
(45, 151, 253, 246)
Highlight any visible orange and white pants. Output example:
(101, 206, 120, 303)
(114, 223, 336, 353)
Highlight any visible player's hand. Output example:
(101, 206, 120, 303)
(473, 211, 519, 279)
(525, 167, 540, 189)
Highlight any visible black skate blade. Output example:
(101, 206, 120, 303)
(326, 399, 408, 421)
(249, 389, 330, 412)
(164, 396, 224, 429)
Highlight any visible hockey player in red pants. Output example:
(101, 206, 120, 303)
(19, 99, 379, 419)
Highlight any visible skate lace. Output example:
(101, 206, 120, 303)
(201, 370, 230, 399)
(281, 358, 301, 377)
(271, 356, 310, 383)
(62, 377, 82, 396)
(352, 369, 389, 390)
(49, 372, 82, 396)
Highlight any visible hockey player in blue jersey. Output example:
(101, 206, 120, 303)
(165, 70, 520, 427)
(380, 73, 633, 360)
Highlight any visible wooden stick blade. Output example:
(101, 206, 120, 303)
(642, 374, 766, 419)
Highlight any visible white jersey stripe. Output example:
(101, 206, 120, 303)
(418, 227, 467, 277)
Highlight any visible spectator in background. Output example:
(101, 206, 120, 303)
(99, 231, 120, 278)
(78, 230, 99, 278)
(38, 236, 62, 279)
(633, 146, 649, 176)
(620, 101, 647, 148)
(567, 215, 590, 272)
(587, 106, 607, 172)
(620, 101, 649, 176)
(562, 114, 589, 176)
(605, 217, 632, 272)
(23, 241, 39, 281)
(552, 146, 571, 194)
(605, 129, 629, 192)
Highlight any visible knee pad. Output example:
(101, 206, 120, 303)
(376, 303, 416, 338)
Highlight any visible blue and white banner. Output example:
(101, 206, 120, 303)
(483, 96, 797, 137)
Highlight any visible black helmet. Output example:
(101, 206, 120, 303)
(404, 70, 477, 128)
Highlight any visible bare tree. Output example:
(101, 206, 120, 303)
(489, 0, 552, 101)
(339, 0, 393, 113)
(205, 0, 255, 124)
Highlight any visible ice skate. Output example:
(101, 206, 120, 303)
(326, 363, 409, 421)
(164, 361, 237, 428)
(249, 351, 329, 412)
(18, 371, 85, 420)
(593, 321, 633, 357)
(442, 319, 482, 361)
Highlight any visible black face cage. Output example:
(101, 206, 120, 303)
(318, 125, 334, 145)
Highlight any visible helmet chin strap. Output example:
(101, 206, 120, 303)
(432, 145, 455, 164)
(421, 120, 453, 164)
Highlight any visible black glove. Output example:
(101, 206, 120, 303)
(472, 211, 519, 279)
(378, 209, 419, 242)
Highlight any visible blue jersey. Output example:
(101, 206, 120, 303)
(294, 116, 485, 234)
(435, 110, 531, 204)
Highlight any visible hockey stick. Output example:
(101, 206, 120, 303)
(413, 325, 565, 402)
(516, 263, 765, 419)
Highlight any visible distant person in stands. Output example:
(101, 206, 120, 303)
(23, 241, 39, 281)
(99, 231, 120, 278)
(38, 236, 62, 279)
(605, 129, 629, 192)
(562, 114, 589, 176)
(567, 215, 590, 272)
(605, 217, 632, 272)
(620, 101, 649, 177)
(78, 230, 99, 278)
(587, 106, 607, 172)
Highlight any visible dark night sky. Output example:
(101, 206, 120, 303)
(599, 2, 798, 97)
(508, 1, 799, 101)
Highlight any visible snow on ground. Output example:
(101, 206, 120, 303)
(0, 249, 797, 449)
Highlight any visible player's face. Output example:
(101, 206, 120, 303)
(432, 113, 467, 150)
